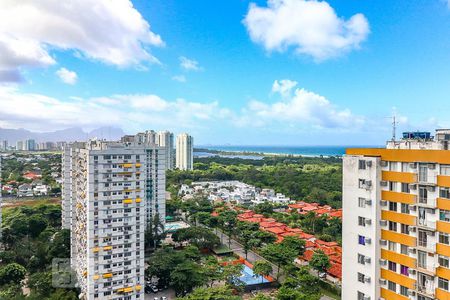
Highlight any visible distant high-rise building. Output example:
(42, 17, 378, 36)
(0, 140, 7, 151)
(157, 131, 174, 170)
(25, 139, 36, 151)
(16, 140, 24, 151)
(343, 129, 450, 300)
(62, 139, 166, 300)
(176, 133, 193, 170)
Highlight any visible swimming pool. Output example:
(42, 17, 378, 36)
(238, 265, 269, 285)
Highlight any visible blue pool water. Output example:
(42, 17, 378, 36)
(239, 265, 269, 285)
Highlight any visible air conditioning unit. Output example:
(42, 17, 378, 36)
(363, 295, 371, 300)
(381, 161, 388, 167)
(380, 200, 388, 206)
(365, 199, 373, 206)
(409, 183, 417, 190)
(366, 161, 373, 168)
(408, 205, 417, 211)
(410, 163, 417, 168)
(380, 220, 388, 226)
(364, 257, 371, 264)
(380, 239, 387, 246)
(408, 226, 416, 233)
(365, 218, 372, 225)
(408, 290, 416, 296)
(408, 248, 416, 254)
(427, 186, 436, 192)
(364, 276, 371, 283)
(381, 181, 388, 187)
(428, 163, 436, 169)
(379, 278, 387, 285)
(408, 269, 416, 275)
(365, 238, 372, 245)
(365, 180, 372, 188)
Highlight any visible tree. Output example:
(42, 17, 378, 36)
(146, 247, 184, 288)
(172, 226, 220, 249)
(221, 263, 244, 290)
(203, 257, 222, 288)
(280, 236, 306, 256)
(48, 229, 71, 260)
(0, 263, 27, 285)
(145, 213, 166, 250)
(170, 261, 206, 296)
(261, 244, 296, 281)
(218, 210, 237, 248)
(180, 286, 242, 300)
(253, 261, 273, 283)
(276, 267, 320, 300)
(309, 250, 331, 277)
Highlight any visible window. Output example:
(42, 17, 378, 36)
(359, 160, 366, 170)
(357, 292, 365, 300)
(401, 183, 410, 193)
(358, 235, 366, 245)
(441, 188, 450, 199)
(389, 181, 397, 191)
(400, 265, 409, 276)
(439, 256, 450, 268)
(389, 162, 397, 171)
(402, 162, 409, 172)
(418, 230, 428, 247)
(418, 207, 427, 226)
(359, 179, 366, 189)
(441, 165, 450, 176)
(419, 186, 428, 204)
(388, 280, 396, 292)
(389, 201, 398, 212)
(401, 224, 409, 234)
(389, 221, 397, 231)
(441, 210, 450, 222)
(388, 241, 396, 251)
(401, 203, 410, 214)
(440, 233, 450, 245)
(357, 272, 365, 283)
(358, 197, 366, 208)
(419, 164, 428, 182)
(358, 254, 365, 265)
(400, 244, 408, 255)
(439, 277, 449, 291)
(388, 261, 397, 272)
(418, 251, 427, 269)
(358, 216, 366, 227)
(400, 286, 408, 296)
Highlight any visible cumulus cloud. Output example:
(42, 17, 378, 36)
(172, 75, 187, 82)
(56, 68, 78, 85)
(243, 0, 370, 61)
(0, 0, 163, 82)
(0, 80, 362, 133)
(179, 56, 202, 71)
(272, 79, 298, 97)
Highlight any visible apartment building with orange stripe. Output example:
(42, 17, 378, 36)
(343, 129, 450, 300)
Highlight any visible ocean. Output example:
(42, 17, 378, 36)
(195, 145, 381, 157)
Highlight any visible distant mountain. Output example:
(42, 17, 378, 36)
(0, 127, 126, 143)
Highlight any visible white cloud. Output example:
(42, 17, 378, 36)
(172, 75, 186, 82)
(243, 0, 370, 61)
(0, 0, 163, 82)
(272, 79, 298, 97)
(56, 68, 78, 85)
(179, 56, 202, 71)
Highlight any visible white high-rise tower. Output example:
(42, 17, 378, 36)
(157, 131, 174, 170)
(176, 133, 193, 171)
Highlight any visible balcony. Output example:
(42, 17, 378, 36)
(382, 190, 417, 204)
(382, 171, 417, 183)
(381, 210, 416, 226)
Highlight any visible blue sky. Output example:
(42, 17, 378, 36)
(0, 0, 450, 145)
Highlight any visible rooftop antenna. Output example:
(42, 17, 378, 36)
(391, 108, 399, 141)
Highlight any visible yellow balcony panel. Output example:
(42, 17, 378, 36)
(83, 271, 87, 277)
(438, 198, 450, 211)
(103, 246, 112, 251)
(102, 273, 113, 278)
(382, 190, 416, 205)
(116, 288, 124, 293)
(123, 189, 132, 193)
(381, 288, 409, 300)
(438, 221, 450, 234)
(438, 175, 450, 188)
(382, 171, 417, 183)
(136, 198, 141, 203)
(382, 210, 416, 226)
(381, 269, 416, 289)
(437, 267, 450, 281)
(135, 163, 141, 167)
(381, 229, 416, 247)
(123, 199, 133, 204)
(121, 163, 133, 168)
(437, 243, 450, 256)
(135, 188, 141, 192)
(436, 287, 450, 300)
(135, 285, 142, 291)
(346, 148, 450, 164)
(93, 275, 99, 280)
(93, 247, 100, 253)
(381, 249, 416, 268)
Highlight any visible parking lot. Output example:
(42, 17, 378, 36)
(144, 288, 175, 300)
